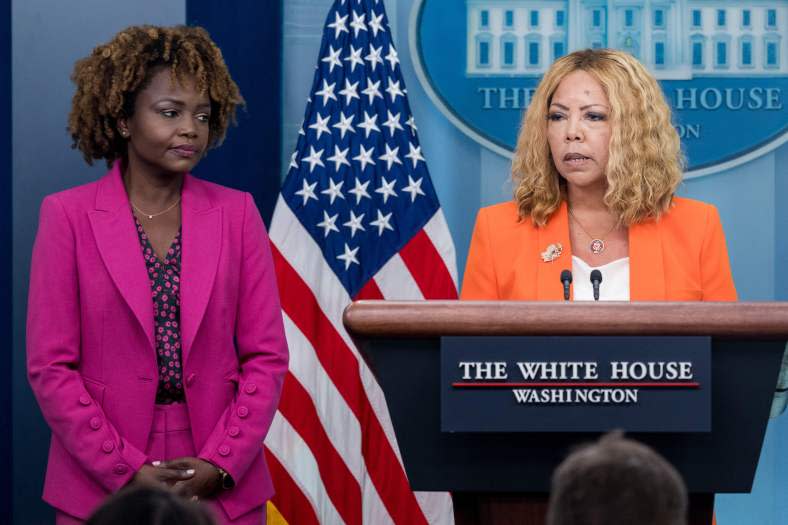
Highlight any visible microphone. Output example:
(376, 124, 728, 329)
(560, 270, 572, 301)
(590, 269, 602, 301)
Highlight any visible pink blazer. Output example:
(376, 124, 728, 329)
(26, 163, 288, 520)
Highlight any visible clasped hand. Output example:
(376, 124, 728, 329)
(133, 457, 220, 499)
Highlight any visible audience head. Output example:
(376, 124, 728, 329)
(86, 485, 217, 525)
(547, 431, 688, 525)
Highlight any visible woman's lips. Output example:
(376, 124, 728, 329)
(170, 146, 198, 158)
(563, 153, 591, 165)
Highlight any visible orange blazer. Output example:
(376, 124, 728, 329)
(461, 197, 737, 301)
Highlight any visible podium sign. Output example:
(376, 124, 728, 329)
(441, 336, 711, 432)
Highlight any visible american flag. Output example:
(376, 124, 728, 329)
(264, 0, 457, 523)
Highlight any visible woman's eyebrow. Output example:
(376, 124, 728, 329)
(549, 102, 609, 111)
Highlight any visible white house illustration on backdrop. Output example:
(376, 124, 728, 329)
(466, 0, 787, 78)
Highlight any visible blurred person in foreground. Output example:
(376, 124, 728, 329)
(27, 25, 288, 524)
(461, 48, 736, 302)
(547, 432, 687, 525)
(87, 486, 217, 525)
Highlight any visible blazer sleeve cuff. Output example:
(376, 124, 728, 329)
(101, 439, 148, 493)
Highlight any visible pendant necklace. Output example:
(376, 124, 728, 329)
(131, 196, 181, 220)
(568, 208, 618, 255)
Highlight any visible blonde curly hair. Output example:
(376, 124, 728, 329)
(68, 25, 244, 166)
(512, 48, 683, 226)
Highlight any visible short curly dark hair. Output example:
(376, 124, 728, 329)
(68, 25, 244, 166)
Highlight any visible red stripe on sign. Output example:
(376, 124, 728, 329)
(355, 277, 385, 300)
(266, 447, 320, 525)
(271, 244, 428, 525)
(278, 372, 362, 525)
(399, 229, 458, 299)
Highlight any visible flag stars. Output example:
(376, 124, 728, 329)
(321, 178, 346, 204)
(385, 79, 404, 103)
(406, 115, 418, 135)
(343, 210, 366, 238)
(357, 111, 380, 138)
(321, 45, 343, 73)
(379, 144, 403, 171)
(402, 175, 426, 202)
(365, 45, 384, 72)
(333, 111, 355, 139)
(327, 11, 348, 39)
(295, 178, 318, 205)
(370, 209, 394, 235)
(348, 177, 371, 204)
(375, 175, 398, 203)
(327, 145, 351, 171)
(289, 151, 298, 169)
(353, 144, 376, 171)
(405, 142, 425, 168)
(350, 11, 367, 38)
(382, 110, 404, 136)
(385, 46, 399, 70)
(338, 79, 360, 106)
(316, 210, 339, 237)
(345, 45, 364, 73)
(368, 12, 385, 37)
(361, 79, 383, 105)
(337, 243, 360, 270)
(301, 146, 325, 173)
(315, 80, 337, 106)
(309, 113, 331, 139)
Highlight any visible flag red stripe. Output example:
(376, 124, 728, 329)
(272, 243, 364, 413)
(266, 447, 320, 525)
(355, 277, 385, 300)
(278, 372, 362, 525)
(271, 244, 429, 525)
(399, 229, 459, 299)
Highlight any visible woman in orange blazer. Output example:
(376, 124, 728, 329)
(461, 49, 736, 302)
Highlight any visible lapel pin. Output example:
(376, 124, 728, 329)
(541, 242, 563, 263)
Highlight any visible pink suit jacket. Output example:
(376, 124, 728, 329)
(27, 163, 288, 520)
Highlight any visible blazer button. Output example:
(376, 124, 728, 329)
(244, 383, 257, 395)
(102, 440, 115, 453)
(228, 426, 240, 438)
(89, 417, 102, 430)
(237, 406, 249, 418)
(186, 373, 196, 387)
(113, 464, 129, 475)
(79, 395, 91, 406)
(218, 445, 231, 457)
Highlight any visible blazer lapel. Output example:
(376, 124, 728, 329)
(179, 175, 222, 366)
(629, 218, 666, 300)
(536, 201, 573, 300)
(88, 164, 155, 350)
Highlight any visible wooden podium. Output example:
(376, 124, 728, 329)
(343, 301, 788, 525)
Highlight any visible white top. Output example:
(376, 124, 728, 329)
(572, 256, 630, 301)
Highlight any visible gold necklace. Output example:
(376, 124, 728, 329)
(131, 196, 181, 220)
(568, 208, 618, 255)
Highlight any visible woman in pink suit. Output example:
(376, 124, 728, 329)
(26, 25, 288, 524)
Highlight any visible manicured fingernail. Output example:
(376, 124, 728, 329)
(186, 469, 195, 475)
(152, 461, 161, 466)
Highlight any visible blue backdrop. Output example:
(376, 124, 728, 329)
(7, 0, 788, 523)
